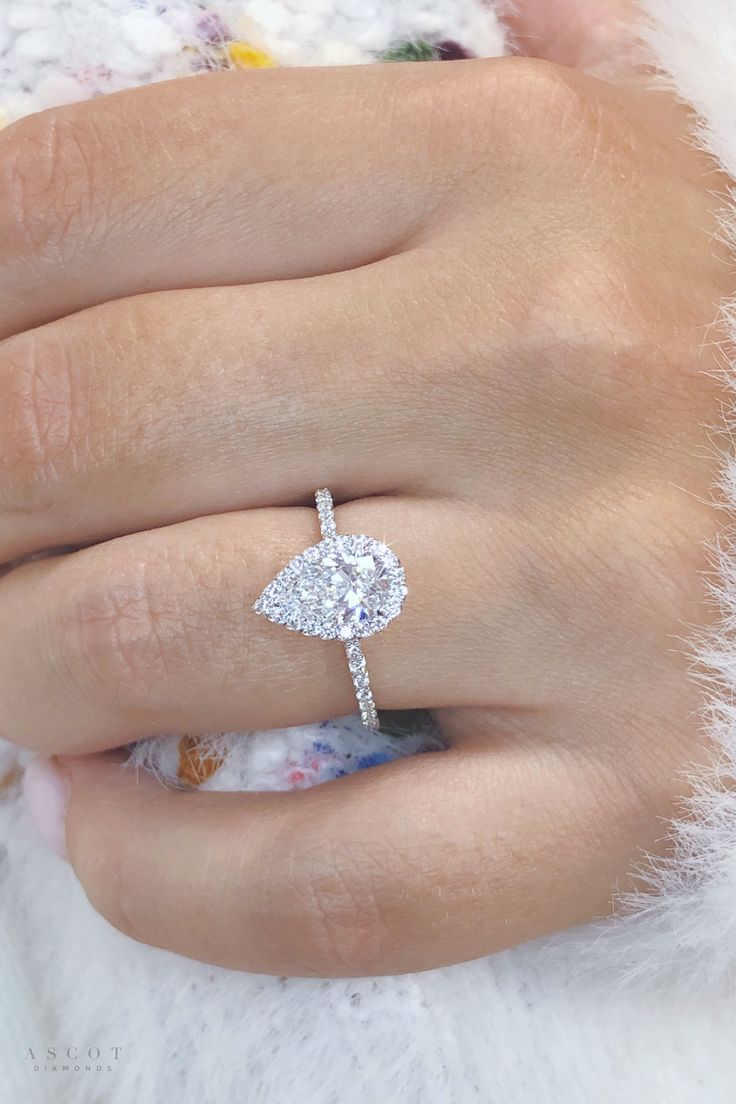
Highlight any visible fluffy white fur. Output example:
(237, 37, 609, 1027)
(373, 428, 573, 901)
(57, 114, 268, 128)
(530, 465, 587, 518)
(536, 0, 736, 997)
(2, 1, 736, 1101)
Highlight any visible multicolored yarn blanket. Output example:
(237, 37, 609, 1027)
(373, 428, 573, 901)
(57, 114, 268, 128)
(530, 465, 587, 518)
(0, 0, 506, 122)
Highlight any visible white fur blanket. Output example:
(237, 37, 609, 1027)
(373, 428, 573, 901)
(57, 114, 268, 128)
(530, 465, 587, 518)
(2, 2, 736, 1102)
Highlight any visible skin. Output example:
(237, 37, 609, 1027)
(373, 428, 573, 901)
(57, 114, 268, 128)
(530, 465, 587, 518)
(506, 0, 640, 76)
(1, 11, 732, 976)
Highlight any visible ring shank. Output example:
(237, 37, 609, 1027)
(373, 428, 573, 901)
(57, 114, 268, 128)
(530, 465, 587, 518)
(315, 488, 337, 539)
(344, 639, 380, 731)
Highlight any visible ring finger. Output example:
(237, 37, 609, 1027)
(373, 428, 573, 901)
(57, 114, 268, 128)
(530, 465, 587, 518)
(0, 496, 538, 754)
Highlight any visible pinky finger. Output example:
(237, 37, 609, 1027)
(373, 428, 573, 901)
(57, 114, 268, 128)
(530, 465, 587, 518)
(23, 735, 648, 977)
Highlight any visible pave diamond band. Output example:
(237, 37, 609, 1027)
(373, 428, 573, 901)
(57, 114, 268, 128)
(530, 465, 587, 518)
(345, 638, 379, 730)
(253, 489, 408, 731)
(315, 487, 337, 539)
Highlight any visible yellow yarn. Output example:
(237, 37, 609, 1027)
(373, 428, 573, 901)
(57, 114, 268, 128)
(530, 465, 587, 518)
(227, 41, 277, 69)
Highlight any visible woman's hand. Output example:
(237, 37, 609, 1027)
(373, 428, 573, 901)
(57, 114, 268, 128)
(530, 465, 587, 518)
(6, 56, 729, 975)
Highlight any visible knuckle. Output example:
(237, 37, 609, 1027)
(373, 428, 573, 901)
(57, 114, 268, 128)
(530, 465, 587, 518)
(0, 333, 80, 516)
(534, 244, 643, 343)
(618, 490, 710, 615)
(495, 58, 600, 157)
(438, 58, 608, 189)
(58, 550, 182, 714)
(502, 56, 586, 108)
(506, 240, 661, 409)
(0, 106, 101, 261)
(266, 835, 397, 976)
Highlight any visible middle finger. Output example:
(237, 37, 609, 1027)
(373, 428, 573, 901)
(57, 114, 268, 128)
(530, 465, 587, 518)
(0, 263, 456, 562)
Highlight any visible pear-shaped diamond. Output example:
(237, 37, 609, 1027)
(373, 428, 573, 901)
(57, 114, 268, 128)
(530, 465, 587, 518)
(253, 534, 407, 641)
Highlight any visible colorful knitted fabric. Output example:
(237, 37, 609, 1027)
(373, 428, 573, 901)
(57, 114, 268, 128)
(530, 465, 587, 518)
(0, 1, 506, 122)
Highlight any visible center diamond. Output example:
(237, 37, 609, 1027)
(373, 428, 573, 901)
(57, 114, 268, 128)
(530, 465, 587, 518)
(254, 534, 407, 641)
(317, 547, 393, 637)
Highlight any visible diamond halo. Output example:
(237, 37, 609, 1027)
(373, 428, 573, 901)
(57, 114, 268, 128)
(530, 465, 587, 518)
(253, 490, 408, 729)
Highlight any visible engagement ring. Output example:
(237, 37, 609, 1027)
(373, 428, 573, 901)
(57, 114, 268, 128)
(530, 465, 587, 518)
(253, 489, 408, 730)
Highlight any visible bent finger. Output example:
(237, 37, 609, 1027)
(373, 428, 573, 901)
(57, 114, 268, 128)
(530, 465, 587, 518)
(27, 737, 647, 977)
